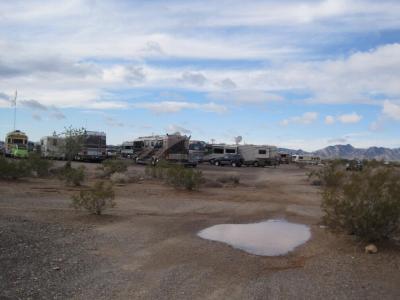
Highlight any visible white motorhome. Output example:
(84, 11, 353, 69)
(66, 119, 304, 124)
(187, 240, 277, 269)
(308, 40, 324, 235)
(188, 140, 207, 163)
(203, 144, 238, 162)
(40, 135, 66, 160)
(238, 145, 278, 167)
(292, 154, 320, 165)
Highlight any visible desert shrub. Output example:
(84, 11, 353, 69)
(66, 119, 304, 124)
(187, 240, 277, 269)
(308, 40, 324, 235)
(146, 161, 203, 190)
(57, 164, 86, 186)
(110, 172, 129, 184)
(216, 175, 240, 185)
(0, 156, 31, 180)
(166, 165, 203, 190)
(308, 162, 345, 188)
(322, 167, 400, 242)
(27, 153, 53, 177)
(71, 181, 115, 215)
(102, 159, 128, 176)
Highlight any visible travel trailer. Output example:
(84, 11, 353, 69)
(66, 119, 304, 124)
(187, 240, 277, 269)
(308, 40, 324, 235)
(76, 131, 107, 162)
(135, 134, 193, 165)
(291, 154, 320, 165)
(5, 130, 29, 158)
(40, 135, 66, 160)
(203, 144, 238, 162)
(238, 145, 279, 167)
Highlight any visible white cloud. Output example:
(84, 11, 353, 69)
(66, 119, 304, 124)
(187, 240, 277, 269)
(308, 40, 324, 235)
(209, 90, 282, 104)
(166, 124, 192, 135)
(281, 112, 318, 126)
(382, 100, 400, 120)
(337, 112, 362, 123)
(324, 115, 335, 124)
(134, 101, 227, 114)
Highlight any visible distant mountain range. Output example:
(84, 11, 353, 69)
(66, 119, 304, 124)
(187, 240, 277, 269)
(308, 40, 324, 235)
(278, 144, 400, 161)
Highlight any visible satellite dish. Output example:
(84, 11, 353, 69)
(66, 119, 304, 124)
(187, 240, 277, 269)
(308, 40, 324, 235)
(234, 136, 242, 145)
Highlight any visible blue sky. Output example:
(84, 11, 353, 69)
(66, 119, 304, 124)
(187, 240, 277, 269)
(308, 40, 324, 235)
(0, 0, 400, 150)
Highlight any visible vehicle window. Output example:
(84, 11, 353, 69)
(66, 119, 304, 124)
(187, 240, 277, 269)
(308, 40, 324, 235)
(258, 149, 266, 155)
(225, 148, 236, 154)
(213, 148, 224, 154)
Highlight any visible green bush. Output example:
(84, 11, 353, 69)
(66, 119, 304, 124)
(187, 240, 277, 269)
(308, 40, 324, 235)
(308, 162, 345, 188)
(166, 165, 203, 190)
(27, 153, 53, 177)
(322, 167, 400, 242)
(57, 164, 86, 186)
(102, 159, 128, 176)
(0, 156, 31, 180)
(71, 181, 115, 215)
(146, 161, 203, 190)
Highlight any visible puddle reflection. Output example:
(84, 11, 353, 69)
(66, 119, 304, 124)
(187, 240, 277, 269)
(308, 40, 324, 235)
(198, 219, 311, 256)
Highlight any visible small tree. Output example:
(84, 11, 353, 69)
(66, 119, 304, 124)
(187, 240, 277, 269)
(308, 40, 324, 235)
(62, 126, 85, 164)
(71, 181, 115, 215)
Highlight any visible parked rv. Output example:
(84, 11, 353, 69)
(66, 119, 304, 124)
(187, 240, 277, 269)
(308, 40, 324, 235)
(278, 153, 291, 164)
(40, 135, 66, 160)
(121, 141, 134, 158)
(106, 145, 119, 158)
(0, 141, 4, 155)
(5, 130, 29, 158)
(292, 154, 320, 165)
(75, 131, 107, 162)
(135, 134, 195, 166)
(238, 145, 279, 167)
(203, 144, 238, 162)
(188, 140, 207, 163)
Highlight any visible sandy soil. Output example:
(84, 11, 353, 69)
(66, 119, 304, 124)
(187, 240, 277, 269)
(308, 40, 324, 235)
(1, 163, 399, 299)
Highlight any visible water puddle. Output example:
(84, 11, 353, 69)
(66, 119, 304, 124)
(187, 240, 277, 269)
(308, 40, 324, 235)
(198, 219, 311, 256)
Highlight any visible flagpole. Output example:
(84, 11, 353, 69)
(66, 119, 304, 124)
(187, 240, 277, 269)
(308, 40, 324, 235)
(13, 90, 17, 131)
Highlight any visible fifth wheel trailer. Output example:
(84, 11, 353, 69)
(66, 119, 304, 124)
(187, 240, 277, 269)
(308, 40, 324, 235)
(238, 145, 279, 167)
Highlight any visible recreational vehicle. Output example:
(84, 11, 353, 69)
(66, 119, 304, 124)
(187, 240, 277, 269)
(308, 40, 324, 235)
(5, 130, 29, 158)
(121, 141, 134, 158)
(76, 131, 107, 162)
(203, 144, 238, 162)
(135, 134, 193, 165)
(291, 154, 320, 165)
(0, 141, 4, 155)
(40, 135, 66, 160)
(238, 145, 279, 167)
(278, 153, 291, 164)
(188, 140, 207, 163)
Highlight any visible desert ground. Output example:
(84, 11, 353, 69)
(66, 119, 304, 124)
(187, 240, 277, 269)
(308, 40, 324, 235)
(1, 162, 399, 299)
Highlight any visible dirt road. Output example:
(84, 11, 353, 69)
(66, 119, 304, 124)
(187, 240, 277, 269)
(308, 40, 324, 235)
(1, 163, 399, 299)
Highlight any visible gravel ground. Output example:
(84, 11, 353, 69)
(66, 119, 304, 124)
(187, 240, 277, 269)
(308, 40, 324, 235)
(1, 163, 400, 299)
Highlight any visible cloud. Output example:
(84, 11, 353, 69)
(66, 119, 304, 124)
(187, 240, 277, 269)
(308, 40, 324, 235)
(166, 124, 192, 135)
(20, 99, 48, 111)
(104, 116, 124, 127)
(134, 101, 227, 114)
(382, 100, 400, 120)
(337, 112, 362, 123)
(216, 78, 237, 89)
(181, 71, 207, 86)
(209, 90, 283, 104)
(327, 137, 348, 144)
(281, 112, 318, 126)
(50, 110, 66, 120)
(324, 115, 335, 125)
(32, 113, 42, 121)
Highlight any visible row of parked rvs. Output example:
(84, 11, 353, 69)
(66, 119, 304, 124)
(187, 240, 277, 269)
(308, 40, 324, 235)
(2, 128, 321, 166)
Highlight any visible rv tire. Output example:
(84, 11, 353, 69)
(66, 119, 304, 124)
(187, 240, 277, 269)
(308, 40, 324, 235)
(214, 161, 220, 166)
(253, 161, 259, 167)
(231, 162, 236, 167)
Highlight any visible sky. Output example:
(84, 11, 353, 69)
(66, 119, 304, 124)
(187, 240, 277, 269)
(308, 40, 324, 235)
(0, 0, 400, 151)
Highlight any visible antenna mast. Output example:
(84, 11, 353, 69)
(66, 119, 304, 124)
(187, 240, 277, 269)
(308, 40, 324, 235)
(13, 90, 17, 131)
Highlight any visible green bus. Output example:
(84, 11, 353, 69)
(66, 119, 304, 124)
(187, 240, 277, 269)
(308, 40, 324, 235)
(5, 130, 29, 158)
